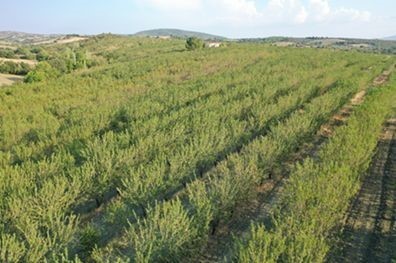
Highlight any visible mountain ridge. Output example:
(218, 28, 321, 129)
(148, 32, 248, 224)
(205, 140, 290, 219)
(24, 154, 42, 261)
(133, 28, 227, 40)
(383, 35, 396, 41)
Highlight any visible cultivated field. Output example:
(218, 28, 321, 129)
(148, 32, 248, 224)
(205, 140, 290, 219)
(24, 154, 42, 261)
(0, 36, 395, 262)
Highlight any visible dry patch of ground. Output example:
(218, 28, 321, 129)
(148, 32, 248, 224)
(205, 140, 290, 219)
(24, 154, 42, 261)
(274, 41, 295, 47)
(0, 44, 16, 50)
(0, 57, 38, 66)
(54, 36, 88, 44)
(351, 43, 371, 48)
(0, 73, 23, 86)
(373, 70, 391, 86)
(29, 36, 88, 46)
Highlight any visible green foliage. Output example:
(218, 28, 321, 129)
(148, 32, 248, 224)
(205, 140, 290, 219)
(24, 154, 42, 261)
(36, 49, 50, 61)
(79, 225, 100, 257)
(108, 107, 133, 133)
(185, 37, 205, 50)
(15, 47, 35, 60)
(24, 61, 58, 83)
(0, 61, 32, 75)
(186, 181, 213, 240)
(235, 81, 396, 262)
(0, 233, 26, 262)
(48, 57, 69, 73)
(120, 78, 360, 261)
(0, 35, 393, 262)
(128, 199, 198, 262)
(0, 48, 16, 58)
(235, 224, 285, 263)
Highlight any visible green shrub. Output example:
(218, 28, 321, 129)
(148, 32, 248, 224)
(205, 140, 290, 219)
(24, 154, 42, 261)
(0, 48, 16, 58)
(24, 61, 58, 83)
(185, 37, 205, 50)
(0, 61, 32, 75)
(0, 233, 26, 263)
(79, 225, 100, 257)
(128, 199, 198, 262)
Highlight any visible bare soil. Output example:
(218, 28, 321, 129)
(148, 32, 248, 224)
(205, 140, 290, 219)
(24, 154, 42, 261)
(331, 118, 396, 263)
(54, 37, 88, 44)
(0, 57, 38, 66)
(0, 44, 17, 50)
(373, 70, 391, 86)
(274, 41, 295, 47)
(0, 73, 23, 86)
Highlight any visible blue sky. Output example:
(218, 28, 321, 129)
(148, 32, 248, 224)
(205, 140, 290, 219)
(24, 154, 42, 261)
(1, 0, 395, 38)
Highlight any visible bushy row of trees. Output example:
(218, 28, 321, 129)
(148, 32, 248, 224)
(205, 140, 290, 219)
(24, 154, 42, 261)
(23, 48, 94, 83)
(23, 47, 95, 83)
(0, 42, 103, 83)
(0, 61, 32, 75)
(0, 46, 44, 60)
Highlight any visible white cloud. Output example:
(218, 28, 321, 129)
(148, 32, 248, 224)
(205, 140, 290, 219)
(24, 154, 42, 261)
(309, 0, 331, 21)
(267, 0, 308, 24)
(295, 6, 308, 24)
(334, 8, 371, 22)
(219, 0, 259, 18)
(144, 0, 202, 11)
(137, 0, 372, 27)
(266, 0, 371, 24)
(308, 0, 371, 23)
(209, 0, 260, 24)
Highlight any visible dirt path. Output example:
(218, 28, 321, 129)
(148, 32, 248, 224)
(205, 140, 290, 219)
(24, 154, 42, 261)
(373, 70, 391, 86)
(332, 118, 396, 263)
(197, 69, 394, 263)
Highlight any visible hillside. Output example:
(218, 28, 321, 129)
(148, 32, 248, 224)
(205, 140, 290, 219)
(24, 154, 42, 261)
(384, 35, 396, 41)
(240, 36, 396, 54)
(0, 31, 89, 45)
(0, 31, 61, 45)
(134, 28, 226, 40)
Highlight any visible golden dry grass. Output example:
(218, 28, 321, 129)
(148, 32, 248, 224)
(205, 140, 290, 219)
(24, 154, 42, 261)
(0, 73, 23, 86)
(0, 57, 38, 66)
(55, 37, 88, 44)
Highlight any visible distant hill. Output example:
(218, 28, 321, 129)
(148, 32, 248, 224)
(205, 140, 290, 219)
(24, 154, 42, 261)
(134, 29, 226, 40)
(0, 31, 62, 45)
(0, 31, 90, 46)
(383, 35, 396, 41)
(237, 36, 396, 54)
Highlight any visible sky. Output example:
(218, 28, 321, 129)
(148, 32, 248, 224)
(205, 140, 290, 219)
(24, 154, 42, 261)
(1, 0, 395, 39)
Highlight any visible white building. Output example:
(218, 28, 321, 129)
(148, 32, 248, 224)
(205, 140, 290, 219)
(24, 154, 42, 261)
(207, 42, 222, 48)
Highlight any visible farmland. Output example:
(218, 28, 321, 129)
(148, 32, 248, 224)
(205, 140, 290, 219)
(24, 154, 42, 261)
(0, 35, 395, 262)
